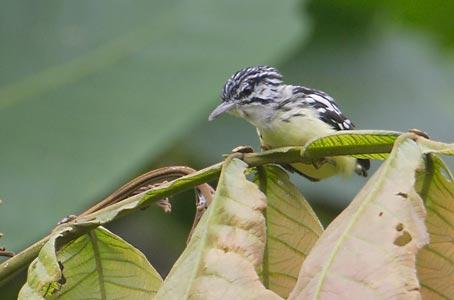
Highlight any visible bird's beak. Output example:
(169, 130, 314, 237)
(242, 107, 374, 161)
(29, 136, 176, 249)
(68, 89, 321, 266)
(208, 101, 235, 121)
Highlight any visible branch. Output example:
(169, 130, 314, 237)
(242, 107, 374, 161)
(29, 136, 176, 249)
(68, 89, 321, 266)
(0, 162, 223, 286)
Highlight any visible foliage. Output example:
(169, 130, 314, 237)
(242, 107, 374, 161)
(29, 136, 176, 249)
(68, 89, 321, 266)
(2, 0, 454, 298)
(2, 130, 454, 299)
(19, 227, 162, 299)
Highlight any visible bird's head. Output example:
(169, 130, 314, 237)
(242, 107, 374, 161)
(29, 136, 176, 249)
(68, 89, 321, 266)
(208, 66, 284, 124)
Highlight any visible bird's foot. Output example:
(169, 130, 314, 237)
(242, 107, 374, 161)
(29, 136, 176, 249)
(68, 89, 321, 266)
(260, 144, 272, 151)
(312, 157, 336, 169)
(231, 145, 255, 154)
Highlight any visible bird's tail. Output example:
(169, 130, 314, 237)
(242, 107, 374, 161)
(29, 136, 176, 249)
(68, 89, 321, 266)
(355, 159, 370, 177)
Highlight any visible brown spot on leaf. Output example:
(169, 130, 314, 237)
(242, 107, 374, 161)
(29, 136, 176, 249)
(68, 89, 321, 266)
(395, 223, 404, 231)
(396, 192, 408, 199)
(394, 230, 412, 246)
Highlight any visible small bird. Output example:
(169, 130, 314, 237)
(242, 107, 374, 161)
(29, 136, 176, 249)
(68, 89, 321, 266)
(208, 65, 369, 180)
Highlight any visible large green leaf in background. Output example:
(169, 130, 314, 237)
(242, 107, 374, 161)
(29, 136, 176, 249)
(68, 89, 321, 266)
(307, 0, 454, 49)
(0, 0, 306, 251)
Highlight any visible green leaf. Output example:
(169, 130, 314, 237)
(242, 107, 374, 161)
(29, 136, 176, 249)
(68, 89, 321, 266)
(289, 134, 429, 299)
(415, 155, 454, 299)
(19, 227, 162, 299)
(302, 130, 402, 160)
(155, 158, 281, 299)
(242, 131, 401, 168)
(0, 0, 305, 253)
(256, 166, 323, 298)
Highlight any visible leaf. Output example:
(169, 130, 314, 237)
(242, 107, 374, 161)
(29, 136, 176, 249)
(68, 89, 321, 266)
(19, 226, 162, 299)
(255, 166, 323, 298)
(415, 155, 454, 299)
(289, 134, 429, 299)
(243, 131, 401, 168)
(155, 158, 281, 299)
(302, 130, 401, 160)
(418, 138, 454, 157)
(0, 0, 305, 253)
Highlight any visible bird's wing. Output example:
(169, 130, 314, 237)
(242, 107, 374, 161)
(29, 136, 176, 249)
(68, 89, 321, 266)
(293, 86, 355, 131)
(294, 87, 371, 175)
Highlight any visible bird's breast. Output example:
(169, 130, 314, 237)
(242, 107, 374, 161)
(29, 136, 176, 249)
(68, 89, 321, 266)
(258, 108, 335, 148)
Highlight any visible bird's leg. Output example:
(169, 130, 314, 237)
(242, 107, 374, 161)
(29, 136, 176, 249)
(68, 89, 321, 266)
(281, 164, 320, 182)
(260, 144, 272, 151)
(231, 145, 255, 154)
(312, 157, 336, 169)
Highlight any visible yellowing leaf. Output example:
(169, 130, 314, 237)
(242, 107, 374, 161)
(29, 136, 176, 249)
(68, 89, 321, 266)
(155, 158, 281, 300)
(289, 134, 429, 299)
(415, 156, 454, 299)
(256, 166, 323, 298)
(419, 138, 454, 157)
(19, 227, 162, 299)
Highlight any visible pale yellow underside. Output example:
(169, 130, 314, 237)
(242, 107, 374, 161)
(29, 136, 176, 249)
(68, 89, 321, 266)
(257, 109, 356, 179)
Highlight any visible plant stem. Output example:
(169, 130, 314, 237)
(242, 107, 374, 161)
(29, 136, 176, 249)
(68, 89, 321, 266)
(0, 162, 223, 286)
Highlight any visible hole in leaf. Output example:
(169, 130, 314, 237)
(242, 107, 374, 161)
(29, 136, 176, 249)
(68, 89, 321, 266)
(395, 223, 404, 231)
(396, 192, 408, 199)
(394, 230, 412, 246)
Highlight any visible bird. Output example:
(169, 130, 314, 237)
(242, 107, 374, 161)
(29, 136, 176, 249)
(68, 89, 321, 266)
(208, 65, 369, 181)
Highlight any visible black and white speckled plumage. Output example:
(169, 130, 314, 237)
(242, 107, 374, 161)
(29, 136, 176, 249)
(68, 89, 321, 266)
(220, 66, 355, 131)
(287, 86, 355, 131)
(221, 65, 282, 102)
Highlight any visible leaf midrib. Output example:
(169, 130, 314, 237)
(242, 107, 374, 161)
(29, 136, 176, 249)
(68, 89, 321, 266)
(89, 231, 107, 300)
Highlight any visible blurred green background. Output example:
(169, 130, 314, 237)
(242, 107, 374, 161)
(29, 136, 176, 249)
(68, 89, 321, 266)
(1, 0, 454, 297)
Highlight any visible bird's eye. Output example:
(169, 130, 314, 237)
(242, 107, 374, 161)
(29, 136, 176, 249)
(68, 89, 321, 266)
(240, 86, 253, 98)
